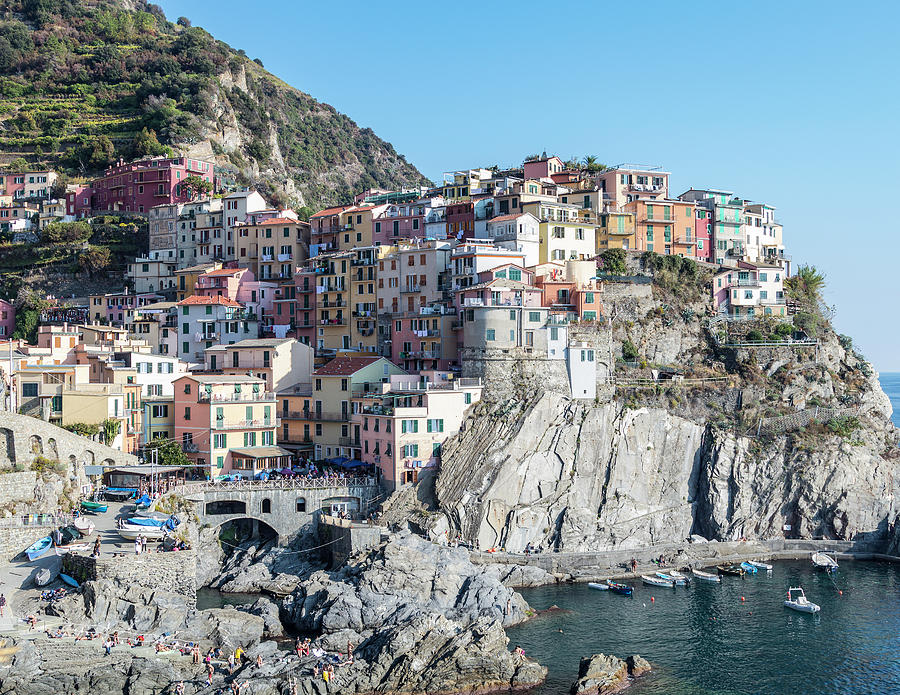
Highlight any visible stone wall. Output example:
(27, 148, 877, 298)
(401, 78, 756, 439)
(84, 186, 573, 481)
(0, 524, 54, 560)
(318, 515, 383, 567)
(0, 471, 38, 506)
(0, 411, 137, 473)
(63, 550, 197, 603)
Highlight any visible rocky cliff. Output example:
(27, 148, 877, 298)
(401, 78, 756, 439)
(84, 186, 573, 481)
(432, 301, 898, 553)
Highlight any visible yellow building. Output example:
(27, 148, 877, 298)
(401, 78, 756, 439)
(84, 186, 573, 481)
(173, 262, 222, 302)
(234, 217, 310, 281)
(62, 383, 136, 452)
(522, 201, 597, 264)
(597, 211, 636, 252)
(310, 251, 354, 352)
(338, 205, 378, 249)
(350, 246, 393, 353)
(310, 356, 406, 461)
(142, 395, 174, 449)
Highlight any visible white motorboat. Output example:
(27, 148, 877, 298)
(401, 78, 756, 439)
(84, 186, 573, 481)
(811, 551, 839, 572)
(691, 568, 721, 583)
(642, 574, 675, 588)
(656, 570, 689, 585)
(117, 526, 168, 541)
(747, 560, 773, 571)
(587, 582, 610, 591)
(784, 586, 820, 613)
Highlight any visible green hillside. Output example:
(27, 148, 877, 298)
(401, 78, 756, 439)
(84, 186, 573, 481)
(0, 0, 428, 206)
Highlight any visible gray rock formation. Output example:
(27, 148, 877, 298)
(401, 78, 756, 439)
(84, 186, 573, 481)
(571, 653, 651, 695)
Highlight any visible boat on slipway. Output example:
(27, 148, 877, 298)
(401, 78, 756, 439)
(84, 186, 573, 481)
(24, 536, 53, 561)
(80, 501, 108, 514)
(784, 586, 820, 613)
(73, 517, 95, 536)
(811, 552, 839, 573)
(117, 526, 168, 541)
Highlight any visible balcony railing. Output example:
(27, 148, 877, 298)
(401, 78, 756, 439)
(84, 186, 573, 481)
(338, 437, 361, 447)
(282, 410, 312, 420)
(308, 411, 351, 422)
(400, 350, 442, 359)
(320, 318, 347, 326)
(277, 253, 292, 262)
(214, 418, 280, 430)
(199, 391, 275, 403)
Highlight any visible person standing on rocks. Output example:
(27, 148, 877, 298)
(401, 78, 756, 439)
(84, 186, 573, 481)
(134, 537, 141, 555)
(93, 537, 101, 558)
(205, 661, 214, 686)
(0, 593, 6, 617)
(631, 558, 637, 573)
(141, 535, 148, 554)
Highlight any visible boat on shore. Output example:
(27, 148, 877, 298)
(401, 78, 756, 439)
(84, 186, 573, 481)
(117, 526, 167, 541)
(73, 517, 95, 536)
(784, 586, 820, 613)
(34, 565, 59, 586)
(24, 535, 53, 561)
(740, 562, 759, 574)
(747, 560, 773, 571)
(811, 552, 839, 573)
(606, 581, 634, 596)
(691, 568, 721, 583)
(642, 574, 675, 588)
(717, 564, 746, 577)
(80, 501, 108, 514)
(54, 543, 90, 555)
(59, 573, 79, 588)
(588, 582, 609, 591)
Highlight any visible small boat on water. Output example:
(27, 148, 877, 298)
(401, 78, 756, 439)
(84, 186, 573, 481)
(811, 552, 839, 573)
(34, 566, 58, 586)
(73, 518, 95, 536)
(642, 574, 675, 588)
(80, 501, 108, 513)
(24, 535, 53, 561)
(747, 560, 773, 571)
(717, 564, 746, 577)
(656, 571, 689, 586)
(691, 568, 721, 583)
(59, 573, 79, 588)
(606, 581, 634, 596)
(588, 582, 609, 591)
(740, 562, 759, 574)
(784, 586, 820, 613)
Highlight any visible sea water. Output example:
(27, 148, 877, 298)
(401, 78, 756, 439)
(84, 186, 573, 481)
(507, 560, 900, 694)
(879, 373, 900, 427)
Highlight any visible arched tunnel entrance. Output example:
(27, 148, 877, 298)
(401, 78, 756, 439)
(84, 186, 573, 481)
(218, 517, 278, 548)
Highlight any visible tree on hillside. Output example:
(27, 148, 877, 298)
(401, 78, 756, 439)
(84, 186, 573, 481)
(181, 174, 212, 200)
(144, 439, 190, 468)
(78, 246, 111, 278)
(176, 16, 191, 27)
(132, 127, 169, 158)
(12, 288, 50, 343)
(785, 265, 826, 306)
(42, 220, 91, 244)
(599, 248, 627, 275)
(88, 136, 115, 169)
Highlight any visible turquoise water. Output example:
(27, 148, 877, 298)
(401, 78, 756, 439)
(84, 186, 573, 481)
(507, 560, 900, 695)
(879, 373, 900, 427)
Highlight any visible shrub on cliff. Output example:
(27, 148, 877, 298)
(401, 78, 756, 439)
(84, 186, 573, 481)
(622, 338, 639, 361)
(826, 416, 861, 439)
(599, 248, 627, 276)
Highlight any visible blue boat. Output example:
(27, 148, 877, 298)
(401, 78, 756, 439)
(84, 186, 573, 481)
(606, 580, 634, 596)
(59, 573, 79, 588)
(25, 535, 53, 561)
(125, 516, 178, 530)
(740, 561, 759, 574)
(135, 494, 152, 509)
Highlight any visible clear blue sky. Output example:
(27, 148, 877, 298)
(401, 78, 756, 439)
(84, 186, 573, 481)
(157, 0, 899, 371)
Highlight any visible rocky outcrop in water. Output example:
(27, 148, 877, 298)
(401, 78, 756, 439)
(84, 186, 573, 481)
(571, 654, 651, 695)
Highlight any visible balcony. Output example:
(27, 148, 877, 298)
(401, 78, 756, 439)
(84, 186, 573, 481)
(199, 391, 275, 404)
(400, 285, 422, 294)
(321, 300, 345, 308)
(400, 350, 442, 359)
(319, 318, 347, 326)
(277, 253, 292, 262)
(261, 254, 273, 262)
(674, 237, 697, 246)
(338, 437, 361, 447)
(308, 411, 351, 422)
(282, 410, 312, 420)
(214, 418, 280, 430)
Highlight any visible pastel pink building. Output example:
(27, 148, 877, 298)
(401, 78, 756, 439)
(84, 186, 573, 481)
(90, 156, 215, 215)
(66, 185, 94, 218)
(523, 156, 565, 180)
(0, 299, 14, 338)
(694, 208, 713, 262)
(194, 267, 276, 322)
(372, 203, 426, 245)
(390, 313, 459, 373)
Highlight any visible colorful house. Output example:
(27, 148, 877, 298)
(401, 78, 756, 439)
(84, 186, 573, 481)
(175, 295, 258, 363)
(711, 262, 787, 317)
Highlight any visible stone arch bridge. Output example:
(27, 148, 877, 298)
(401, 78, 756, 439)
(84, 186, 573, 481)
(0, 411, 137, 475)
(176, 476, 383, 544)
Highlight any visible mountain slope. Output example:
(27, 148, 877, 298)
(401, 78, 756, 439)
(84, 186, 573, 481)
(0, 0, 427, 206)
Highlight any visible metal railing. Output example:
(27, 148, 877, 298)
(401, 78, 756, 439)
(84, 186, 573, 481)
(199, 392, 275, 403)
(0, 513, 73, 529)
(214, 418, 280, 430)
(178, 476, 378, 495)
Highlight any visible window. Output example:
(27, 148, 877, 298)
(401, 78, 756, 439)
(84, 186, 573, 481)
(529, 311, 541, 322)
(296, 498, 306, 512)
(465, 392, 472, 404)
(183, 383, 191, 394)
(184, 407, 191, 420)
(243, 431, 257, 446)
(341, 379, 348, 392)
(426, 419, 444, 433)
(261, 498, 271, 514)
(508, 268, 522, 281)
(213, 433, 226, 449)
(22, 383, 38, 397)
(485, 329, 495, 341)
(403, 443, 419, 458)
(262, 431, 274, 446)
(744, 290, 753, 299)
(584, 292, 594, 303)
(401, 419, 418, 433)
(646, 226, 653, 241)
(216, 456, 224, 469)
(509, 310, 516, 320)
(760, 273, 768, 282)
(580, 349, 595, 361)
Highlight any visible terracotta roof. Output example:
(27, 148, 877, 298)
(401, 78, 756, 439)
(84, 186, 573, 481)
(252, 217, 304, 226)
(204, 268, 244, 277)
(310, 206, 351, 218)
(313, 355, 382, 376)
(176, 295, 242, 307)
(489, 213, 527, 223)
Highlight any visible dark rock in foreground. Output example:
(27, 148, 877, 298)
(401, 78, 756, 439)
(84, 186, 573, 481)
(571, 653, 651, 695)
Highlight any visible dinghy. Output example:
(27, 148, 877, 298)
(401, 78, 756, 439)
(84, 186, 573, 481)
(55, 543, 90, 555)
(656, 571, 689, 586)
(24, 535, 53, 561)
(717, 564, 745, 577)
(691, 568, 721, 583)
(588, 582, 609, 591)
(642, 574, 675, 588)
(811, 552, 839, 573)
(740, 562, 759, 574)
(784, 586, 820, 613)
(117, 526, 167, 541)
(59, 573, 79, 588)
(80, 501, 108, 513)
(34, 566, 59, 586)
(747, 560, 773, 571)
(73, 518, 95, 536)
(606, 580, 634, 596)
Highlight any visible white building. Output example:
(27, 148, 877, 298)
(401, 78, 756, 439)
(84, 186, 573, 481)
(486, 212, 540, 266)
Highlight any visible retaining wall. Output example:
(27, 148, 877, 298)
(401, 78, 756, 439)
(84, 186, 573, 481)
(318, 515, 383, 568)
(0, 471, 38, 506)
(0, 524, 54, 560)
(63, 550, 197, 603)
